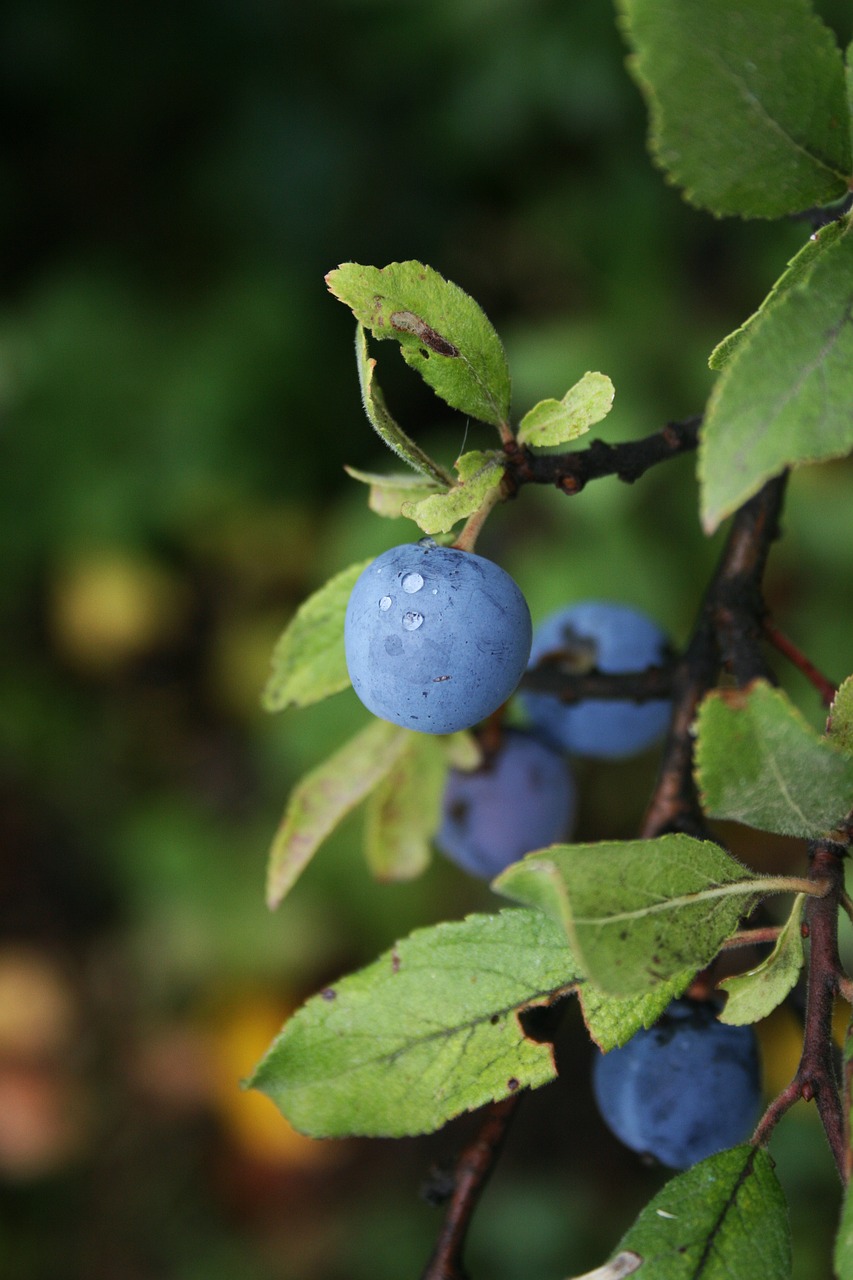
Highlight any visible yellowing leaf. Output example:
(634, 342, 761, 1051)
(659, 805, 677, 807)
(517, 372, 615, 447)
(266, 720, 410, 908)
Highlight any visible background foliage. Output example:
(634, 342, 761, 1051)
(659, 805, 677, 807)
(2, 0, 853, 1276)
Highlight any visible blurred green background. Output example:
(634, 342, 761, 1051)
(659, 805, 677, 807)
(1, 0, 852, 1276)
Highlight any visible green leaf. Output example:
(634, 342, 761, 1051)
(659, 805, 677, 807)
(829, 675, 853, 757)
(837, 1184, 853, 1280)
(363, 732, 447, 880)
(401, 449, 506, 535)
(328, 263, 512, 428)
(266, 719, 410, 908)
(618, 0, 851, 219)
(247, 908, 581, 1137)
(694, 680, 853, 836)
(580, 968, 695, 1051)
(836, 1012, 853, 1278)
(494, 835, 766, 997)
(700, 217, 853, 532)
(344, 465, 444, 519)
(708, 220, 846, 371)
(354, 324, 452, 484)
(718, 895, 805, 1026)
(614, 1146, 791, 1280)
(517, 372, 615, 448)
(262, 560, 370, 712)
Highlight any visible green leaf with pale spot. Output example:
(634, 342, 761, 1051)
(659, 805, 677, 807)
(401, 449, 506, 535)
(363, 732, 447, 881)
(618, 0, 851, 219)
(700, 216, 853, 532)
(330, 264, 512, 428)
(709, 220, 845, 371)
(262, 560, 370, 712)
(517, 372, 615, 448)
(718, 895, 806, 1025)
(829, 675, 853, 757)
(493, 835, 768, 997)
(694, 680, 853, 836)
(344, 465, 444, 519)
(266, 719, 410, 908)
(247, 908, 581, 1137)
(614, 1146, 791, 1280)
(353, 324, 452, 485)
(580, 967, 695, 1051)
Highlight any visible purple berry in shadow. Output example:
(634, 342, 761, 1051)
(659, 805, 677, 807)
(592, 998, 761, 1169)
(523, 600, 671, 758)
(345, 542, 532, 734)
(436, 729, 576, 879)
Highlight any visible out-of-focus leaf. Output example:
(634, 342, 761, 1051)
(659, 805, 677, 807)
(262, 560, 370, 711)
(344, 465, 444, 518)
(363, 732, 447, 880)
(266, 720, 410, 908)
(248, 908, 581, 1137)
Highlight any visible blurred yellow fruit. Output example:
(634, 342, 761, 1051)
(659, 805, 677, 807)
(49, 551, 189, 673)
(209, 993, 334, 1166)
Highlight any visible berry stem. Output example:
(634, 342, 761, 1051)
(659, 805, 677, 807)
(452, 478, 507, 554)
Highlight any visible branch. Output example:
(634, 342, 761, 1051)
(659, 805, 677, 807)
(752, 839, 849, 1181)
(503, 415, 701, 496)
(521, 661, 676, 703)
(640, 474, 788, 840)
(420, 1095, 522, 1280)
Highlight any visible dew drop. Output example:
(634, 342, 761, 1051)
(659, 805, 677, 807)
(402, 572, 424, 593)
(418, 537, 437, 550)
(402, 611, 424, 631)
(379, 595, 392, 611)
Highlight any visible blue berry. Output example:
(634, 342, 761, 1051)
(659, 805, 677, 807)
(345, 542, 532, 734)
(436, 729, 576, 879)
(592, 999, 761, 1168)
(523, 600, 671, 758)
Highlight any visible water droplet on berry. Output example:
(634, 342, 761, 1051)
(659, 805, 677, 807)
(379, 596, 392, 611)
(402, 572, 424, 593)
(403, 611, 424, 631)
(418, 537, 437, 550)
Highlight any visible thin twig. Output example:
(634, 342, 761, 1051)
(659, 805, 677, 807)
(762, 619, 837, 706)
(420, 1095, 522, 1280)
